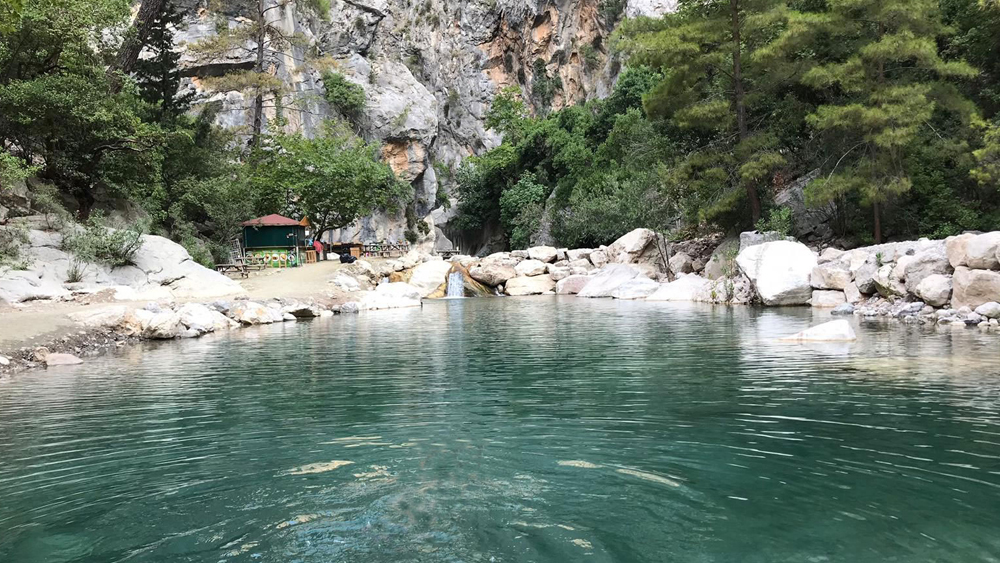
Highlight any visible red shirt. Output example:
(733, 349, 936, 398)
(313, 240, 323, 253)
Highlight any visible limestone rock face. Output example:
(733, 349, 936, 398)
(810, 290, 847, 308)
(780, 320, 857, 342)
(964, 232, 1000, 270)
(408, 260, 453, 297)
(505, 275, 556, 296)
(514, 259, 548, 277)
(736, 240, 817, 305)
(611, 277, 659, 300)
(646, 275, 711, 302)
(577, 264, 641, 298)
(952, 267, 1000, 310)
(555, 275, 590, 295)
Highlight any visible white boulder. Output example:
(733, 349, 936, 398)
(974, 301, 1000, 319)
(952, 267, 1000, 310)
(810, 290, 847, 308)
(904, 245, 951, 293)
(408, 260, 453, 297)
(577, 264, 641, 298)
(611, 277, 660, 300)
(469, 262, 516, 286)
(964, 232, 1000, 270)
(736, 240, 817, 305)
(589, 249, 608, 268)
(527, 246, 558, 263)
(915, 274, 953, 307)
(945, 233, 975, 268)
(505, 275, 556, 296)
(358, 282, 422, 310)
(810, 264, 852, 290)
(668, 252, 694, 275)
(555, 275, 590, 295)
(514, 259, 548, 277)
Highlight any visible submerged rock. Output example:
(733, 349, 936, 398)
(44, 353, 84, 366)
(646, 275, 711, 302)
(611, 277, 659, 300)
(780, 320, 857, 342)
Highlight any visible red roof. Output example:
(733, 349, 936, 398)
(242, 214, 301, 227)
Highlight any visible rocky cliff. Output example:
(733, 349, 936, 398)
(171, 0, 675, 252)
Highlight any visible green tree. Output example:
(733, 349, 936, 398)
(785, 0, 977, 242)
(133, 0, 193, 121)
(616, 0, 787, 225)
(254, 123, 408, 240)
(189, 0, 301, 150)
(321, 70, 366, 122)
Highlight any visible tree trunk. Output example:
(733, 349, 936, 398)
(873, 200, 882, 244)
(250, 0, 266, 150)
(107, 0, 166, 94)
(730, 0, 761, 225)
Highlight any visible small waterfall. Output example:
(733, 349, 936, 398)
(446, 271, 465, 298)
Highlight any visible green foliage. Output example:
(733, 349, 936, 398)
(134, 1, 192, 122)
(973, 122, 1000, 188)
(63, 211, 147, 267)
(306, 0, 331, 18)
(484, 86, 528, 137)
(531, 58, 562, 112)
(598, 0, 626, 25)
(500, 173, 547, 248)
(0, 222, 29, 271)
(253, 122, 409, 239)
(755, 207, 793, 236)
(322, 71, 366, 120)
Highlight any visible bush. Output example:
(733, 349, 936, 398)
(64, 212, 147, 267)
(322, 71, 366, 120)
(755, 207, 793, 236)
(0, 222, 29, 272)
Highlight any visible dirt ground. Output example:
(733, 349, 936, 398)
(0, 258, 381, 355)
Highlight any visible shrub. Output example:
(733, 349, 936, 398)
(322, 71, 366, 120)
(0, 222, 29, 272)
(29, 182, 71, 231)
(64, 212, 147, 267)
(66, 260, 86, 283)
(755, 206, 793, 236)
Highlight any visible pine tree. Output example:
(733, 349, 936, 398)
(616, 0, 787, 225)
(188, 0, 302, 151)
(133, 0, 193, 122)
(787, 0, 977, 242)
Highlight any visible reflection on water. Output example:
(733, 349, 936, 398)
(1, 297, 999, 562)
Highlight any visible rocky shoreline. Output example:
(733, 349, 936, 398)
(5, 226, 1000, 378)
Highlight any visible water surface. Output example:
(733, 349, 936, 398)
(1, 297, 999, 562)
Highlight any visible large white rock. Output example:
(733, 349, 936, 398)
(904, 245, 951, 293)
(843, 281, 863, 304)
(358, 282, 422, 310)
(873, 264, 906, 298)
(408, 260, 453, 297)
(736, 240, 817, 305)
(469, 262, 516, 286)
(952, 267, 1000, 309)
(915, 274, 952, 307)
(69, 306, 129, 328)
(555, 275, 590, 295)
(577, 264, 642, 298)
(810, 290, 847, 308)
(527, 246, 558, 263)
(945, 233, 975, 268)
(607, 228, 657, 262)
(566, 248, 593, 262)
(142, 310, 185, 339)
(514, 259, 548, 277)
(505, 275, 556, 296)
(780, 320, 857, 342)
(810, 264, 852, 290)
(178, 302, 235, 334)
(589, 249, 608, 268)
(668, 252, 694, 275)
(611, 277, 659, 300)
(974, 301, 1000, 318)
(646, 275, 712, 302)
(964, 232, 1000, 270)
(229, 301, 276, 325)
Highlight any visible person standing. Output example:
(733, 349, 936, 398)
(313, 238, 325, 261)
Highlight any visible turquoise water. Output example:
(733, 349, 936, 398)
(1, 297, 999, 562)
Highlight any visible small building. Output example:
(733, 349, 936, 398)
(242, 214, 307, 267)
